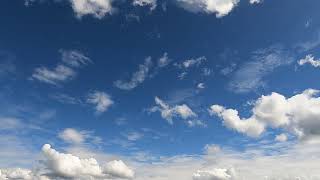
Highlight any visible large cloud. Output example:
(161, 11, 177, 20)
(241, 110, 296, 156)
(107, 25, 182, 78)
(210, 89, 320, 139)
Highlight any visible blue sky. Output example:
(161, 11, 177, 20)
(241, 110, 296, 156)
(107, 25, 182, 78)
(1, 0, 320, 179)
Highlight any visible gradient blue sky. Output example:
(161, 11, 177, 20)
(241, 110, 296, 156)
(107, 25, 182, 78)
(1, 0, 320, 179)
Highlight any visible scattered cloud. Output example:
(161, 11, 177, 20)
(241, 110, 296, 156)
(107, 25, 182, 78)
(175, 56, 207, 79)
(298, 54, 320, 68)
(174, 0, 240, 17)
(157, 52, 171, 68)
(58, 128, 86, 144)
(228, 45, 294, 93)
(210, 89, 320, 139)
(123, 132, 144, 141)
(150, 96, 197, 124)
(87, 91, 114, 114)
(31, 49, 91, 86)
(197, 83, 205, 89)
(133, 0, 157, 11)
(249, 0, 262, 4)
(187, 119, 207, 128)
(220, 63, 236, 76)
(69, 0, 113, 19)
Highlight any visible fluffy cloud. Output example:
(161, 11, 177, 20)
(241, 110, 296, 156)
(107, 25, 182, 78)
(193, 168, 235, 180)
(69, 0, 113, 19)
(87, 91, 114, 113)
(150, 96, 197, 124)
(174, 0, 239, 17)
(60, 50, 92, 68)
(228, 46, 294, 93)
(133, 0, 157, 11)
(298, 54, 320, 68)
(31, 49, 91, 86)
(41, 144, 134, 179)
(114, 57, 153, 90)
(58, 128, 86, 144)
(210, 89, 320, 139)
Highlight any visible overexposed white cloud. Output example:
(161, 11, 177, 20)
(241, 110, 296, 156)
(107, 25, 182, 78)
(114, 57, 153, 90)
(210, 89, 320, 139)
(133, 0, 157, 11)
(69, 0, 113, 19)
(87, 91, 114, 113)
(60, 50, 92, 68)
(174, 0, 239, 17)
(298, 54, 320, 68)
(150, 96, 197, 124)
(228, 46, 294, 93)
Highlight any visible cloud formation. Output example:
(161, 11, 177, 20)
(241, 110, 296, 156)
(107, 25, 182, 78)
(174, 0, 239, 17)
(133, 0, 157, 11)
(69, 0, 113, 19)
(193, 168, 235, 180)
(298, 54, 320, 68)
(58, 128, 86, 144)
(87, 91, 114, 113)
(210, 89, 320, 139)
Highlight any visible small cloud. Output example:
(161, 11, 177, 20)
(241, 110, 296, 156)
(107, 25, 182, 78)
(87, 91, 114, 114)
(197, 83, 205, 89)
(123, 132, 144, 141)
(133, 0, 157, 11)
(298, 54, 320, 68)
(31, 65, 76, 85)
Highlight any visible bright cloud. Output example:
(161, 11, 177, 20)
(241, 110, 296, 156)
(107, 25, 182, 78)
(87, 91, 114, 113)
(174, 0, 239, 17)
(69, 0, 113, 19)
(150, 96, 197, 124)
(210, 89, 320, 139)
(58, 128, 86, 144)
(298, 54, 320, 68)
(133, 0, 157, 11)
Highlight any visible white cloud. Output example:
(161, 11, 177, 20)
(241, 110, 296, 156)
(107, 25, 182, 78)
(123, 132, 144, 141)
(60, 50, 92, 68)
(249, 0, 262, 4)
(69, 0, 113, 19)
(157, 52, 171, 68)
(58, 128, 86, 144)
(298, 54, 320, 68)
(41, 144, 134, 179)
(197, 83, 205, 89)
(275, 133, 288, 142)
(210, 89, 320, 139)
(150, 96, 197, 124)
(31, 65, 76, 85)
(228, 46, 294, 93)
(174, 0, 239, 17)
(87, 91, 114, 113)
(177, 56, 207, 69)
(193, 168, 235, 180)
(114, 57, 153, 90)
(133, 0, 157, 11)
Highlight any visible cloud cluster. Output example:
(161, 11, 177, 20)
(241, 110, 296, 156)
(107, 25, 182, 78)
(174, 0, 240, 17)
(298, 54, 320, 68)
(87, 91, 114, 113)
(31, 50, 91, 86)
(150, 96, 197, 124)
(210, 89, 320, 139)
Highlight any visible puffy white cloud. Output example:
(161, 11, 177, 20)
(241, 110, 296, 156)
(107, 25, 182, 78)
(60, 50, 92, 68)
(42, 144, 134, 179)
(114, 57, 153, 90)
(193, 168, 235, 180)
(58, 128, 86, 144)
(174, 0, 239, 17)
(151, 96, 197, 124)
(87, 91, 114, 113)
(210, 89, 320, 139)
(298, 54, 320, 68)
(69, 0, 113, 19)
(31, 65, 76, 85)
(228, 46, 294, 93)
(133, 0, 157, 11)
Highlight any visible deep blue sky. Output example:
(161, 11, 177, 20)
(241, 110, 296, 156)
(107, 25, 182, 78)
(1, 0, 320, 175)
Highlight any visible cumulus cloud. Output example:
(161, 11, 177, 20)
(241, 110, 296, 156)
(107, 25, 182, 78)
(298, 54, 320, 68)
(210, 89, 320, 139)
(69, 0, 113, 19)
(174, 0, 239, 17)
(31, 49, 91, 86)
(193, 168, 235, 180)
(114, 57, 153, 90)
(87, 91, 114, 113)
(228, 46, 294, 93)
(133, 0, 157, 11)
(150, 96, 197, 124)
(60, 50, 92, 68)
(41, 144, 134, 179)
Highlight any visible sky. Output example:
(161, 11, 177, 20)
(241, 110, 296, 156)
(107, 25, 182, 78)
(0, 0, 320, 179)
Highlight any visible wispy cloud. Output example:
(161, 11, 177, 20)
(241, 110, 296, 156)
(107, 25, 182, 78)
(87, 91, 114, 114)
